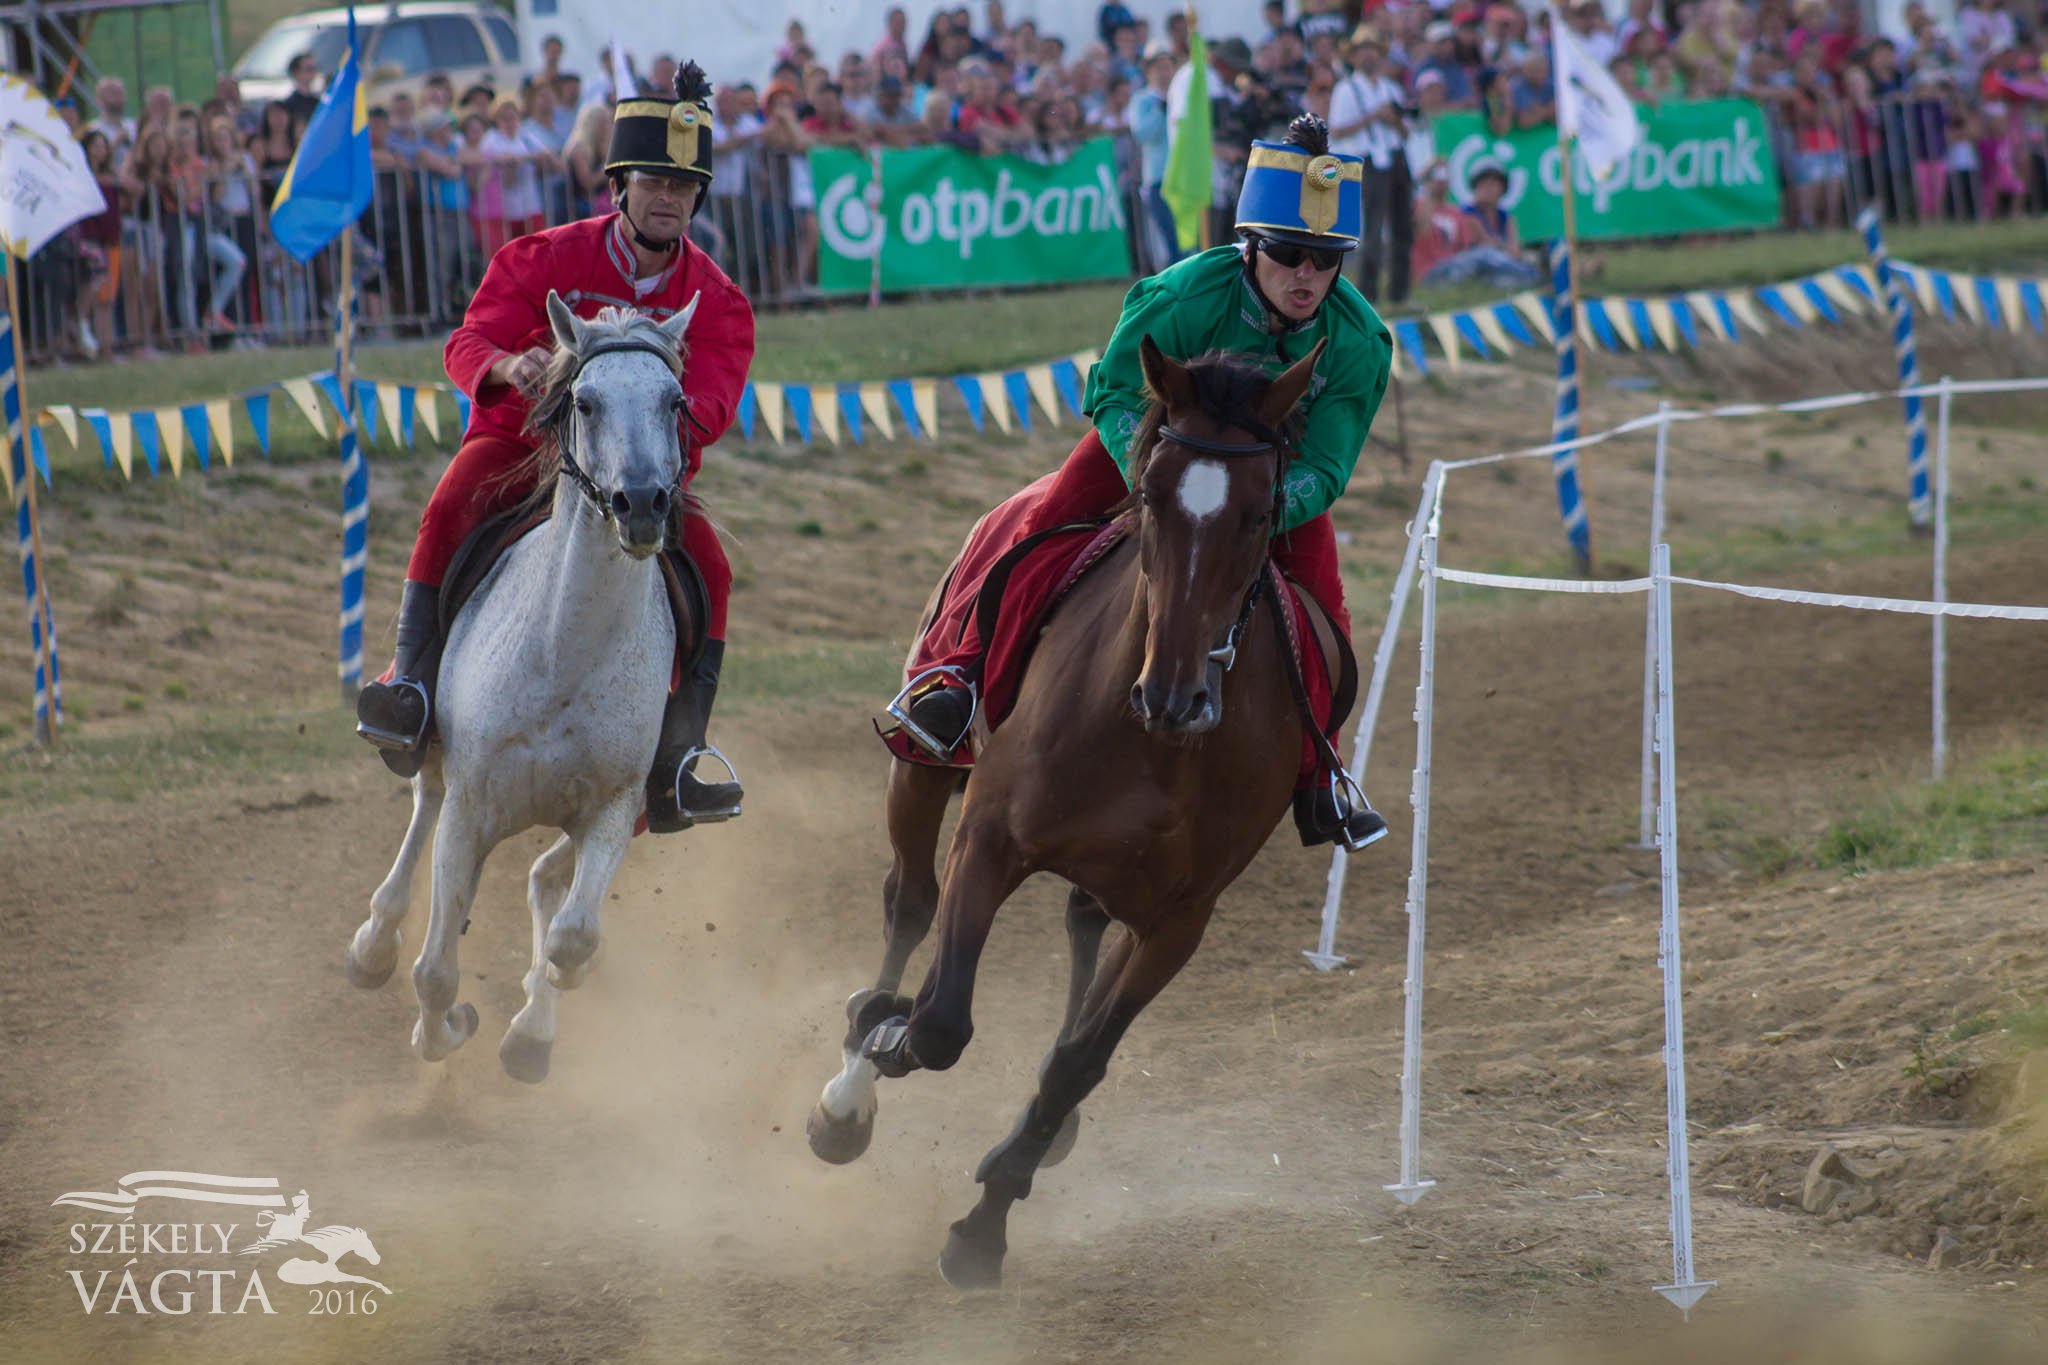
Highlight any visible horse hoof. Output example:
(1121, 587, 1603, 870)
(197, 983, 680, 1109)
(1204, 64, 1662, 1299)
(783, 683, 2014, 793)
(499, 1030, 553, 1084)
(1040, 1108, 1082, 1169)
(937, 1223, 1005, 1291)
(413, 1002, 479, 1062)
(848, 989, 915, 1041)
(345, 946, 397, 990)
(546, 958, 592, 991)
(806, 1101, 875, 1165)
(546, 925, 601, 981)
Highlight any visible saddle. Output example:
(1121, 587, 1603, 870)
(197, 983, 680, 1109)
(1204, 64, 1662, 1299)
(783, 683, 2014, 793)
(439, 503, 709, 693)
(879, 518, 1358, 783)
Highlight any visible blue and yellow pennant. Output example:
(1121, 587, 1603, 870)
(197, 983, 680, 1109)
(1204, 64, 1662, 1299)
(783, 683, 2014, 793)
(269, 10, 372, 262)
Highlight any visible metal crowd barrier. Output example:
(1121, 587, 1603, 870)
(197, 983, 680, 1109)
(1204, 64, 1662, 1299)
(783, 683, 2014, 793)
(29, 107, 2038, 365)
(11, 132, 1160, 364)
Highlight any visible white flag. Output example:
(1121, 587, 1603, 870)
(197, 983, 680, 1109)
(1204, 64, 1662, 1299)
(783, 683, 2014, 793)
(0, 74, 105, 258)
(1552, 20, 1642, 181)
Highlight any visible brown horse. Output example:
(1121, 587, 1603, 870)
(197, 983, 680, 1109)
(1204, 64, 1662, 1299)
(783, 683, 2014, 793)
(806, 338, 1335, 1288)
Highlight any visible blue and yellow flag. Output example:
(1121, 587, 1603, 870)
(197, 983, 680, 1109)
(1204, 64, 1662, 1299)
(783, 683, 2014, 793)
(269, 10, 371, 262)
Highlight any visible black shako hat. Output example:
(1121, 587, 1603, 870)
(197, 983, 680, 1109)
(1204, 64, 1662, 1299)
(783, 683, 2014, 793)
(606, 60, 714, 185)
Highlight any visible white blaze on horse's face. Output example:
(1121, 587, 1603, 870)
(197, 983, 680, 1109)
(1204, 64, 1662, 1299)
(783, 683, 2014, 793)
(1176, 459, 1229, 525)
(546, 291, 700, 560)
(1176, 459, 1229, 596)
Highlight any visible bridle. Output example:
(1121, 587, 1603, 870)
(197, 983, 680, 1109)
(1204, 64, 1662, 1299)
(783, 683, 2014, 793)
(1148, 418, 1291, 678)
(549, 335, 687, 519)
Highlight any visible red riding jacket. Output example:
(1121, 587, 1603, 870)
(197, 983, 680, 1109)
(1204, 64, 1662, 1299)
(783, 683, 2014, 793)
(442, 214, 756, 481)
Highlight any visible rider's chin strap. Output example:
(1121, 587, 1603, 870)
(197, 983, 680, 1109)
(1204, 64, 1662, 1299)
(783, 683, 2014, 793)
(1239, 241, 1325, 336)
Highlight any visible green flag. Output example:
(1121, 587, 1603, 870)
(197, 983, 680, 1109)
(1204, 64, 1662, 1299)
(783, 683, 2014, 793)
(1163, 23, 1212, 252)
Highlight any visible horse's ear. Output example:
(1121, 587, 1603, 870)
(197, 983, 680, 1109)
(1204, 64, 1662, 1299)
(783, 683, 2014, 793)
(659, 291, 702, 347)
(1259, 337, 1326, 429)
(1139, 334, 1192, 411)
(545, 290, 586, 354)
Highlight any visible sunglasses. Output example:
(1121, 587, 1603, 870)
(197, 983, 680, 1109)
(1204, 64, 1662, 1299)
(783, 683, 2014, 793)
(1259, 238, 1346, 272)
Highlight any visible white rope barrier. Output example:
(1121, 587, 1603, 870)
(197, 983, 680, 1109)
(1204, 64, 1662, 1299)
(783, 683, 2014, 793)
(1433, 567, 1651, 594)
(1933, 379, 1953, 780)
(1384, 529, 1439, 1207)
(1637, 403, 1672, 850)
(1434, 374, 2048, 475)
(1330, 367, 2048, 1315)
(1649, 544, 1714, 1319)
(1377, 541, 2048, 1313)
(1322, 371, 2048, 972)
(1669, 575, 2048, 620)
(1306, 463, 1443, 972)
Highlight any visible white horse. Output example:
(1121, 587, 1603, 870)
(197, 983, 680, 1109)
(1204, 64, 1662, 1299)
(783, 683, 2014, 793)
(347, 295, 698, 1082)
(242, 1223, 390, 1295)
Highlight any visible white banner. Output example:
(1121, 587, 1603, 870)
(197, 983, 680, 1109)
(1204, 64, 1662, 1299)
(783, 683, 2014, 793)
(0, 74, 106, 257)
(1552, 19, 1643, 180)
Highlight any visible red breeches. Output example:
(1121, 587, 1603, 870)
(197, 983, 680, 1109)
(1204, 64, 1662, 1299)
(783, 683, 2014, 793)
(407, 433, 730, 639)
(1037, 430, 1351, 635)
(907, 429, 1349, 684)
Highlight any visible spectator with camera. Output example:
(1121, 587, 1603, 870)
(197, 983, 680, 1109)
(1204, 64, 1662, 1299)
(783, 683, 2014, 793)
(1330, 28, 1414, 306)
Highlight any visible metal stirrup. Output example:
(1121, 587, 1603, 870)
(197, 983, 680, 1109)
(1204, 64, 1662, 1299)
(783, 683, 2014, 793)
(673, 744, 743, 822)
(1328, 765, 1387, 852)
(885, 665, 979, 759)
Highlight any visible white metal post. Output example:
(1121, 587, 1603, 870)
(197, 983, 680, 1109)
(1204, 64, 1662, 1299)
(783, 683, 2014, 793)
(1385, 530, 1440, 1206)
(1307, 461, 1446, 972)
(1636, 403, 1672, 849)
(1651, 543, 1713, 1318)
(1932, 376, 1951, 781)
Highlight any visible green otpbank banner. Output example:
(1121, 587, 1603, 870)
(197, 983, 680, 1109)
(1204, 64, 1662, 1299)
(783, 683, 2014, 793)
(1431, 99, 1782, 241)
(810, 138, 1133, 294)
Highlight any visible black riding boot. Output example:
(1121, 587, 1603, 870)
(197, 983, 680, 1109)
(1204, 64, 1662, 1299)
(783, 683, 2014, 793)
(355, 580, 442, 778)
(645, 639, 745, 834)
(899, 684, 976, 760)
(1293, 782, 1390, 851)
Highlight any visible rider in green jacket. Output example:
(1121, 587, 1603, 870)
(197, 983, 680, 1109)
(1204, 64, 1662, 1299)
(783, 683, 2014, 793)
(888, 112, 1393, 850)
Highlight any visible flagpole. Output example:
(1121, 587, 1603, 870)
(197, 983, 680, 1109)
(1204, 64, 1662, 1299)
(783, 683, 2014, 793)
(1551, 5, 1595, 574)
(335, 228, 366, 705)
(6, 255, 58, 746)
(1193, 2, 1213, 251)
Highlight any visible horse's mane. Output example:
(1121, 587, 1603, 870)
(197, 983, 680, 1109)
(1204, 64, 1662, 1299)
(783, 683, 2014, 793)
(1122, 350, 1301, 518)
(299, 1224, 368, 1251)
(493, 306, 688, 518)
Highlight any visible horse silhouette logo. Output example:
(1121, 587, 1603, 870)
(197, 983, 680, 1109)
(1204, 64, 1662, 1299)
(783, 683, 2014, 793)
(238, 1191, 389, 1294)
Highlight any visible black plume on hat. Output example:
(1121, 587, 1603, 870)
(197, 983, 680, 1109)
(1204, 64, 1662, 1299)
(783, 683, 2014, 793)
(674, 60, 712, 104)
(1284, 112, 1331, 157)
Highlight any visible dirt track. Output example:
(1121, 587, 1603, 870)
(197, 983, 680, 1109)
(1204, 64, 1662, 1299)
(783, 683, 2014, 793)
(3, 333, 2048, 1362)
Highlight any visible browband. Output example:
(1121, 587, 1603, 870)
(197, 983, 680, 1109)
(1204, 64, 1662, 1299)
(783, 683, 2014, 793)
(1157, 422, 1278, 457)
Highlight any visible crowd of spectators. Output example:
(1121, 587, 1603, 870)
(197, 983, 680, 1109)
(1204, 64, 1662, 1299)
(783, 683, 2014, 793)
(19, 0, 2048, 363)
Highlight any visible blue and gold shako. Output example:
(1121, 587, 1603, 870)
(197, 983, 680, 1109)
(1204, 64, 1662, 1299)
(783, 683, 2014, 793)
(1234, 141, 1364, 251)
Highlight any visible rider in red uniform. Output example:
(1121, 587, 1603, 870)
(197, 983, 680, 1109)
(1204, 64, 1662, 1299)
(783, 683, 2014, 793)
(354, 64, 755, 833)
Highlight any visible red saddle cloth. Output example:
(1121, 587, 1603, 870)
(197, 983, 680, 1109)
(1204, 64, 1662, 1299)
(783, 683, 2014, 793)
(880, 486, 1337, 784)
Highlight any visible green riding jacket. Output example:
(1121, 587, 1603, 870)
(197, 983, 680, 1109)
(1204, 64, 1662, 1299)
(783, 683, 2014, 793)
(1082, 245, 1394, 533)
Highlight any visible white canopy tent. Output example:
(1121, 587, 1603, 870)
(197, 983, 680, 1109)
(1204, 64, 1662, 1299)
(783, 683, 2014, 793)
(516, 0, 1268, 96)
